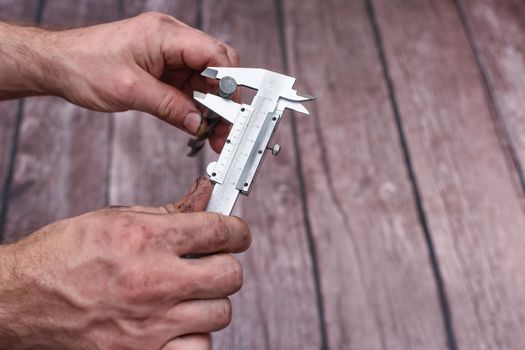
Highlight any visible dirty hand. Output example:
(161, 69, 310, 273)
(0, 13, 239, 152)
(0, 178, 251, 350)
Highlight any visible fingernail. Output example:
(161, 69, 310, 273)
(183, 112, 205, 135)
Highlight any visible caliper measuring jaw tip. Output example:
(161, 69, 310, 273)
(193, 67, 314, 216)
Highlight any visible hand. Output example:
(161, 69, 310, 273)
(0, 177, 251, 349)
(0, 13, 240, 152)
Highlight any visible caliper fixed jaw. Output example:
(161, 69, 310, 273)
(202, 67, 315, 102)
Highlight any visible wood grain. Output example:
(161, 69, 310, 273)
(0, 0, 38, 25)
(282, 0, 449, 348)
(201, 1, 322, 348)
(459, 0, 525, 186)
(373, 0, 525, 348)
(0, 0, 41, 237)
(3, 0, 119, 241)
(0, 100, 19, 200)
(109, 0, 200, 207)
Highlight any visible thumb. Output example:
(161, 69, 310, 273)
(132, 72, 207, 136)
(163, 177, 213, 213)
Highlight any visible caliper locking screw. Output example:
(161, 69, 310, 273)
(267, 144, 281, 156)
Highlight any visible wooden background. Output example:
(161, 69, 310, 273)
(1, 0, 524, 349)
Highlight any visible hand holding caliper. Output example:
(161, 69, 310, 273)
(191, 67, 314, 215)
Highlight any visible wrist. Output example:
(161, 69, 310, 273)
(0, 23, 64, 99)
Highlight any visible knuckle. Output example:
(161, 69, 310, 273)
(118, 267, 149, 301)
(156, 92, 181, 123)
(215, 42, 230, 57)
(110, 213, 153, 253)
(115, 74, 139, 104)
(138, 11, 174, 26)
(114, 212, 143, 233)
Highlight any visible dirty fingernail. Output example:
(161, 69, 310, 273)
(183, 112, 205, 135)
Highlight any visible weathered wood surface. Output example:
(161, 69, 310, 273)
(0, 0, 40, 239)
(283, 0, 448, 348)
(1, 0, 525, 349)
(459, 0, 525, 187)
(373, 0, 525, 349)
(2, 0, 119, 241)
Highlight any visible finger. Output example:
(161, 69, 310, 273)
(186, 70, 219, 95)
(162, 177, 213, 213)
(125, 211, 250, 256)
(161, 67, 193, 90)
(162, 334, 211, 350)
(108, 177, 212, 215)
(163, 26, 240, 70)
(181, 254, 243, 299)
(132, 70, 207, 136)
(168, 299, 231, 335)
(170, 212, 251, 256)
(209, 121, 231, 153)
(123, 254, 242, 301)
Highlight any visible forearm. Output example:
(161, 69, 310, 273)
(0, 244, 29, 348)
(0, 22, 61, 100)
(0, 242, 58, 349)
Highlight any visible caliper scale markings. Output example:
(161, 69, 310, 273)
(193, 67, 314, 215)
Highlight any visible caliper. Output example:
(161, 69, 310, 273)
(190, 67, 314, 215)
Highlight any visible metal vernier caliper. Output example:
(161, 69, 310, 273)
(191, 67, 314, 215)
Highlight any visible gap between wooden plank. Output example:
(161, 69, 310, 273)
(109, 0, 200, 207)
(453, 0, 525, 194)
(364, 1, 458, 349)
(273, 0, 329, 349)
(0, 0, 46, 241)
(200, 1, 321, 348)
(371, 0, 525, 348)
(0, 101, 25, 240)
(104, 0, 134, 207)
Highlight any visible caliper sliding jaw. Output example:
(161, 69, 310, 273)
(193, 67, 314, 215)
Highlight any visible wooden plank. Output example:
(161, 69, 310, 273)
(459, 0, 525, 185)
(282, 0, 449, 349)
(0, 0, 44, 237)
(0, 100, 19, 202)
(200, 1, 321, 349)
(110, 0, 200, 207)
(0, 0, 38, 24)
(4, 0, 119, 242)
(373, 0, 525, 348)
